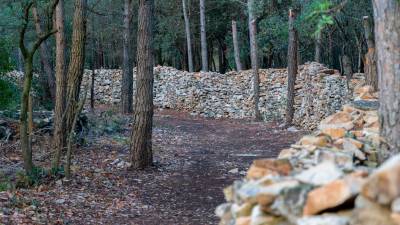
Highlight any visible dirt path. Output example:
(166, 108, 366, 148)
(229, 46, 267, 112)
(0, 110, 304, 225)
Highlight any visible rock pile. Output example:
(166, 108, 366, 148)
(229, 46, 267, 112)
(81, 62, 358, 130)
(215, 86, 400, 225)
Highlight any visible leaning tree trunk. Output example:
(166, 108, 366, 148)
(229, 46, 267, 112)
(65, 0, 87, 139)
(232, 20, 242, 71)
(130, 0, 154, 169)
(32, 6, 56, 102)
(199, 0, 208, 72)
(372, 0, 400, 159)
(248, 0, 261, 120)
(363, 16, 378, 91)
(286, 9, 298, 125)
(182, 0, 194, 72)
(121, 0, 134, 114)
(52, 0, 68, 169)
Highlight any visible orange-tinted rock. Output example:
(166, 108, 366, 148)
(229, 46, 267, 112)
(300, 135, 329, 147)
(235, 217, 251, 225)
(321, 127, 346, 139)
(362, 154, 400, 205)
(304, 174, 365, 216)
(246, 159, 292, 180)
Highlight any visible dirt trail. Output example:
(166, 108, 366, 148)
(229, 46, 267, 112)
(0, 110, 303, 225)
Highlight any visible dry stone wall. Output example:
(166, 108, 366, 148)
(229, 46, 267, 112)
(82, 62, 359, 130)
(215, 86, 400, 225)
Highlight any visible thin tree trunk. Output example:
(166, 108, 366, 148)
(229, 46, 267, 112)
(232, 20, 242, 71)
(363, 16, 378, 91)
(130, 0, 154, 169)
(182, 0, 194, 72)
(32, 6, 56, 102)
(20, 57, 34, 173)
(286, 9, 298, 125)
(52, 0, 67, 169)
(121, 0, 134, 113)
(314, 30, 322, 63)
(248, 0, 261, 120)
(19, 1, 58, 174)
(65, 0, 87, 136)
(372, 0, 400, 159)
(199, 0, 208, 71)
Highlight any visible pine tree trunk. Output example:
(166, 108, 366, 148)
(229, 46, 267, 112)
(130, 0, 154, 169)
(372, 0, 400, 158)
(65, 0, 87, 135)
(32, 6, 56, 102)
(232, 20, 242, 71)
(314, 30, 322, 63)
(286, 9, 298, 125)
(121, 0, 134, 113)
(363, 16, 378, 91)
(52, 0, 68, 169)
(182, 0, 194, 72)
(248, 0, 261, 120)
(199, 0, 208, 72)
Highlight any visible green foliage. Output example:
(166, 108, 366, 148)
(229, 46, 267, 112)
(303, 0, 334, 36)
(0, 78, 20, 110)
(0, 38, 13, 73)
(15, 166, 64, 188)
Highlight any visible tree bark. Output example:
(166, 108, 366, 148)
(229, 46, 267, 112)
(363, 16, 378, 91)
(182, 0, 194, 72)
(232, 20, 242, 71)
(286, 9, 298, 125)
(130, 0, 154, 169)
(65, 0, 87, 138)
(121, 0, 134, 113)
(248, 0, 261, 120)
(32, 6, 56, 103)
(199, 0, 208, 71)
(19, 1, 58, 174)
(52, 0, 67, 169)
(314, 30, 322, 63)
(372, 0, 400, 158)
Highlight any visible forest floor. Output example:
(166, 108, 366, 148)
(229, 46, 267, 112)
(0, 109, 304, 225)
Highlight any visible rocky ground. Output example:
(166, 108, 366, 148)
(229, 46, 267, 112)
(0, 109, 304, 224)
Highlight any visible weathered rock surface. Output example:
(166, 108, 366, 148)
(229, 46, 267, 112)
(217, 86, 400, 225)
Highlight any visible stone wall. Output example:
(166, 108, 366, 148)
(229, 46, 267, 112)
(82, 62, 360, 130)
(215, 86, 400, 225)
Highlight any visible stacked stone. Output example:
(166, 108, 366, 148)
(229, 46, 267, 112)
(215, 86, 400, 225)
(79, 62, 356, 130)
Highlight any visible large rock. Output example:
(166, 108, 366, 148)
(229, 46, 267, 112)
(303, 174, 365, 215)
(295, 162, 344, 186)
(247, 159, 293, 180)
(362, 154, 400, 205)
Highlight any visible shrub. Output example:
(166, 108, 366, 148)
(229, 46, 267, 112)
(0, 78, 20, 110)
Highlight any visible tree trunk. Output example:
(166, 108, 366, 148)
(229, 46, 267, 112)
(20, 56, 34, 173)
(199, 0, 208, 72)
(286, 9, 298, 125)
(248, 0, 261, 120)
(342, 54, 352, 89)
(19, 1, 58, 174)
(121, 0, 134, 113)
(363, 16, 378, 91)
(182, 0, 194, 72)
(52, 0, 68, 169)
(65, 0, 87, 136)
(372, 0, 400, 158)
(32, 6, 56, 102)
(314, 30, 322, 63)
(232, 20, 242, 71)
(130, 0, 154, 169)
